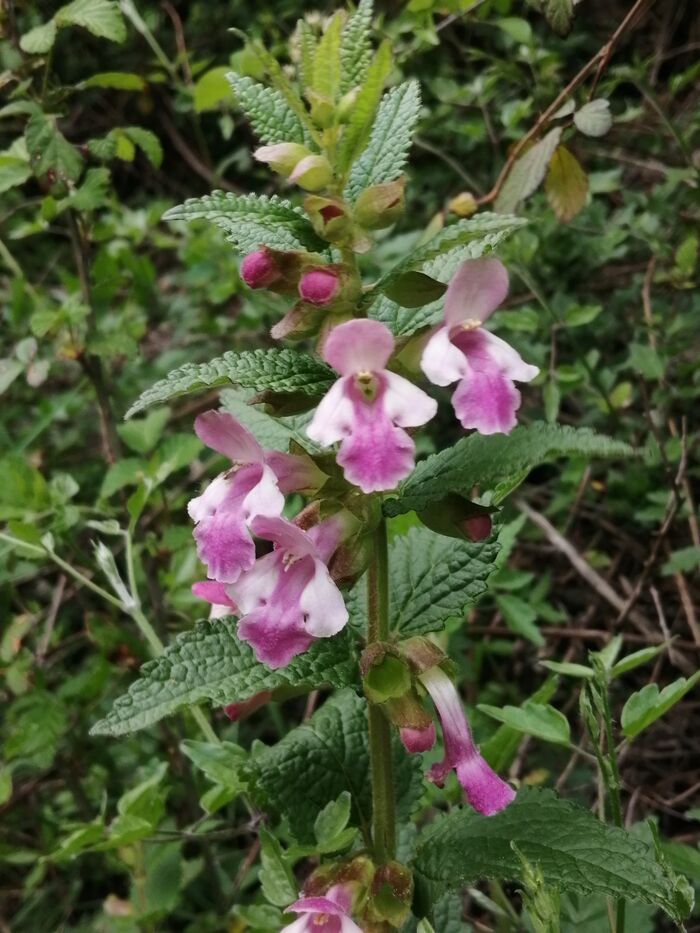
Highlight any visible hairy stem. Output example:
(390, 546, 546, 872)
(600, 680, 625, 933)
(367, 519, 395, 863)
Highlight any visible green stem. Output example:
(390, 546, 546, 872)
(367, 518, 395, 863)
(600, 680, 625, 933)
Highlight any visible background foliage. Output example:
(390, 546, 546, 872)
(1, 0, 699, 930)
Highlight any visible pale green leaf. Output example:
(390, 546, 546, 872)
(162, 191, 324, 253)
(478, 701, 571, 745)
(540, 660, 594, 679)
(573, 99, 612, 138)
(193, 67, 232, 112)
(611, 645, 666, 678)
(311, 11, 343, 101)
(336, 40, 391, 174)
(90, 623, 357, 736)
(259, 827, 297, 907)
(0, 156, 31, 194)
(340, 0, 374, 93)
(81, 71, 145, 90)
(413, 787, 689, 924)
(227, 72, 307, 144)
(20, 20, 57, 54)
(545, 145, 589, 223)
(495, 127, 562, 213)
(125, 348, 333, 419)
(124, 127, 162, 168)
(621, 672, 700, 739)
(384, 424, 635, 516)
(55, 0, 126, 42)
(314, 791, 352, 844)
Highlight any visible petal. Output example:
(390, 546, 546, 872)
(241, 464, 285, 522)
(306, 511, 356, 563)
(299, 559, 348, 637)
(187, 473, 230, 523)
(265, 451, 327, 494)
(444, 257, 509, 328)
(382, 371, 437, 428)
(281, 918, 308, 933)
(339, 918, 364, 933)
(480, 330, 539, 383)
(337, 395, 416, 493)
(452, 370, 521, 435)
(238, 607, 313, 669)
(227, 551, 281, 614)
(400, 723, 436, 754)
(322, 319, 394, 375)
(191, 581, 237, 610)
(250, 515, 318, 559)
(193, 513, 255, 584)
(306, 377, 355, 447)
(194, 410, 262, 463)
(455, 756, 516, 816)
(420, 326, 469, 387)
(286, 896, 345, 917)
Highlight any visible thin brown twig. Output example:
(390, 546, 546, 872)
(477, 0, 653, 207)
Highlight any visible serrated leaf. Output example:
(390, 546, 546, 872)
(250, 689, 421, 844)
(545, 145, 588, 223)
(55, 0, 126, 42)
(59, 167, 111, 212)
(20, 20, 57, 54)
(413, 787, 689, 924)
(123, 127, 162, 168)
(478, 701, 570, 745)
(162, 191, 324, 253)
(541, 0, 574, 36)
(314, 791, 352, 844)
(81, 71, 144, 90)
(90, 622, 357, 737)
(220, 389, 316, 453)
(495, 127, 562, 214)
(621, 671, 700, 739)
(311, 11, 343, 102)
(346, 80, 421, 201)
(573, 99, 612, 138)
(125, 349, 334, 419)
(337, 40, 391, 174)
(227, 72, 307, 144)
(384, 424, 635, 517)
(25, 113, 83, 183)
(340, 0, 374, 93)
(347, 526, 500, 637)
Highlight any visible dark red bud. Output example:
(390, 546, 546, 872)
(299, 268, 339, 305)
(240, 250, 280, 289)
(463, 515, 492, 541)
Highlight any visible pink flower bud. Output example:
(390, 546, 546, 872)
(400, 723, 436, 753)
(463, 515, 492, 541)
(240, 250, 279, 289)
(298, 268, 339, 305)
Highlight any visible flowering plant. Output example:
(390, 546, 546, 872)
(87, 3, 693, 930)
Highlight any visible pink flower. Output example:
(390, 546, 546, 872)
(419, 667, 515, 816)
(188, 411, 317, 585)
(307, 320, 437, 493)
(226, 515, 349, 670)
(191, 581, 238, 620)
(299, 268, 339, 305)
(399, 722, 436, 754)
(283, 884, 363, 933)
(240, 250, 279, 289)
(421, 258, 538, 434)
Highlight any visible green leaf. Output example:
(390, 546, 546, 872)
(495, 593, 543, 646)
(384, 424, 635, 517)
(0, 156, 32, 194)
(250, 690, 421, 844)
(541, 0, 574, 36)
(413, 787, 690, 924)
(545, 145, 589, 223)
(662, 545, 700, 576)
(125, 348, 334, 419)
(478, 701, 571, 745)
(25, 113, 83, 183)
(81, 71, 145, 90)
(339, 0, 374, 93)
(117, 408, 170, 453)
(347, 526, 500, 637)
(162, 191, 324, 253)
(220, 389, 315, 453)
(621, 671, 700, 739)
(90, 622, 357, 736)
(19, 20, 57, 54)
(180, 740, 247, 790)
(573, 99, 612, 138)
(59, 166, 111, 212)
(227, 73, 307, 144)
(259, 827, 297, 907)
(314, 791, 352, 844)
(540, 660, 594, 679)
(610, 645, 666, 678)
(627, 342, 665, 380)
(480, 677, 558, 772)
(311, 11, 343, 101)
(123, 127, 162, 168)
(193, 67, 232, 112)
(336, 40, 391, 174)
(55, 0, 126, 42)
(382, 270, 446, 308)
(495, 127, 562, 213)
(346, 80, 421, 201)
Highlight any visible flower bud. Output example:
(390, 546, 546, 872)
(299, 267, 340, 305)
(240, 250, 280, 289)
(223, 691, 271, 722)
(354, 177, 406, 230)
(304, 195, 352, 244)
(463, 514, 492, 541)
(448, 191, 478, 217)
(418, 493, 495, 542)
(288, 154, 333, 191)
(306, 89, 335, 129)
(253, 142, 311, 175)
(399, 722, 436, 753)
(337, 87, 359, 123)
(270, 299, 327, 341)
(368, 862, 413, 926)
(363, 651, 412, 704)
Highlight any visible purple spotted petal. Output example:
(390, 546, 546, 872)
(443, 257, 509, 328)
(322, 319, 394, 376)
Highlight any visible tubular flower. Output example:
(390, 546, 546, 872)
(191, 581, 238, 620)
(419, 667, 515, 816)
(307, 319, 437, 493)
(420, 258, 539, 434)
(283, 885, 363, 933)
(226, 515, 349, 669)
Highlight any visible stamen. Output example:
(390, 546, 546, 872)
(461, 318, 481, 331)
(354, 370, 378, 401)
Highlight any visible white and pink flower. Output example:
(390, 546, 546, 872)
(283, 884, 363, 933)
(226, 514, 349, 670)
(191, 580, 238, 620)
(421, 258, 538, 435)
(412, 667, 515, 817)
(307, 319, 437, 493)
